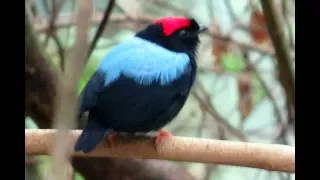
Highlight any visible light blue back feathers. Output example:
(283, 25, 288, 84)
(98, 37, 190, 86)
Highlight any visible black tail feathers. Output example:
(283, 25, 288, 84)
(74, 120, 110, 153)
(74, 129, 105, 153)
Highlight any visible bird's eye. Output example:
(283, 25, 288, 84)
(179, 29, 187, 36)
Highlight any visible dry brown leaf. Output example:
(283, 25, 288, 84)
(211, 21, 229, 72)
(238, 71, 254, 122)
(249, 10, 269, 44)
(212, 39, 229, 72)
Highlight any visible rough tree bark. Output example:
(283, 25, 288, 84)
(24, 6, 196, 180)
(26, 129, 295, 173)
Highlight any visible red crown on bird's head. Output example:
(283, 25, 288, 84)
(153, 17, 191, 36)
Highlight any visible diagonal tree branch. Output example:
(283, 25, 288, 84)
(260, 0, 295, 114)
(25, 4, 57, 128)
(33, 13, 282, 57)
(87, 0, 115, 59)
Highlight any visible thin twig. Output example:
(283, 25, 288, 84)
(87, 0, 115, 59)
(225, 0, 236, 20)
(33, 13, 285, 57)
(243, 55, 284, 126)
(66, 0, 76, 53)
(42, 0, 65, 71)
(43, 0, 63, 45)
(142, 0, 189, 16)
(206, 0, 215, 18)
(193, 82, 247, 141)
(282, 0, 295, 49)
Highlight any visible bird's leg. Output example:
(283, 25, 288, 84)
(154, 129, 172, 146)
(106, 132, 119, 142)
(120, 132, 135, 136)
(107, 132, 136, 142)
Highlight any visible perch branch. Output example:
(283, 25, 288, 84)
(26, 129, 295, 173)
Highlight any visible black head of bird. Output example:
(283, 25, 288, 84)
(136, 17, 208, 57)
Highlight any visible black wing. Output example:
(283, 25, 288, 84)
(93, 67, 194, 133)
(78, 71, 106, 119)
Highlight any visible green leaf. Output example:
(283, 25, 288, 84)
(78, 60, 99, 93)
(36, 155, 51, 178)
(222, 53, 245, 72)
(25, 118, 39, 129)
(77, 47, 110, 93)
(252, 74, 266, 104)
(74, 171, 85, 180)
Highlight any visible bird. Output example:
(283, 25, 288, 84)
(74, 16, 208, 153)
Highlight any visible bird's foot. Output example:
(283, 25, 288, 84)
(107, 132, 136, 142)
(154, 130, 172, 147)
(107, 132, 119, 142)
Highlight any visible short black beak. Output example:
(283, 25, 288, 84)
(197, 25, 208, 34)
